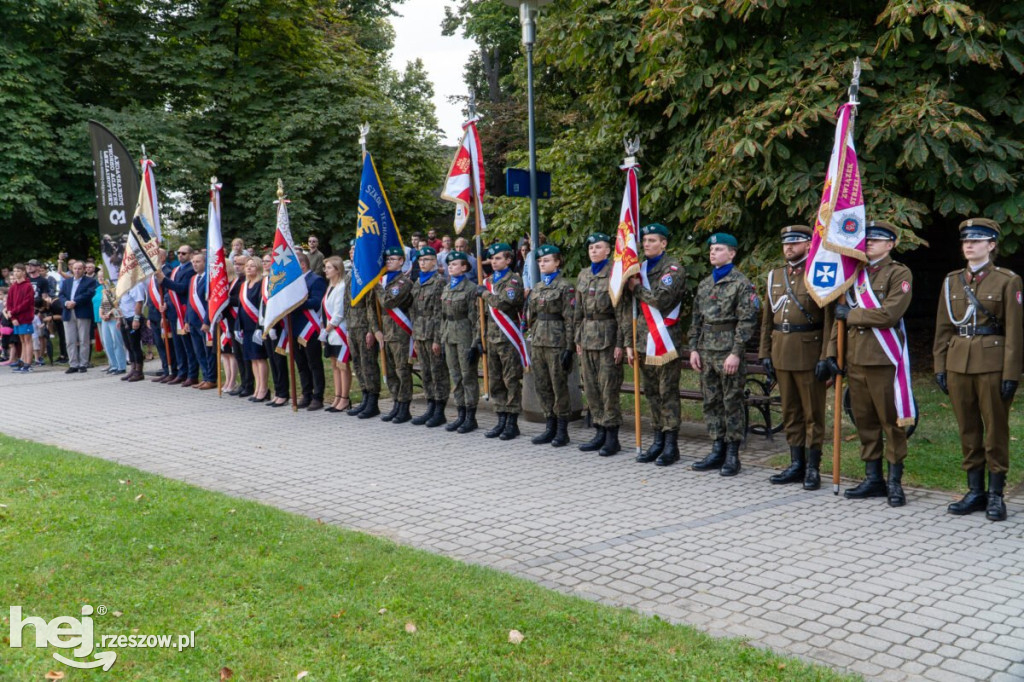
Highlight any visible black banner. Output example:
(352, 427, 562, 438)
(88, 121, 140, 281)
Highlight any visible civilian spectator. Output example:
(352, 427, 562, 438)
(6, 264, 36, 372)
(426, 229, 443, 252)
(453, 237, 478, 282)
(97, 268, 126, 375)
(26, 259, 51, 307)
(306, 235, 326, 277)
(322, 255, 351, 413)
(228, 237, 248, 261)
(58, 260, 98, 373)
(0, 267, 9, 287)
(119, 280, 147, 382)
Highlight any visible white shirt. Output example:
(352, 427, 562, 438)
(324, 280, 347, 347)
(118, 281, 147, 318)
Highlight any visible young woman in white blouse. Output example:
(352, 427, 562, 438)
(322, 256, 352, 413)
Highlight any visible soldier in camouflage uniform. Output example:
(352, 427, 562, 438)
(345, 240, 382, 419)
(575, 232, 629, 457)
(527, 244, 577, 448)
(441, 251, 482, 433)
(478, 242, 527, 440)
(689, 233, 760, 477)
(626, 223, 688, 466)
(408, 246, 450, 427)
(379, 245, 415, 424)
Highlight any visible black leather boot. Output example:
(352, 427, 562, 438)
(654, 430, 680, 467)
(987, 472, 1007, 522)
(484, 412, 507, 438)
(804, 449, 822, 491)
(948, 468, 987, 515)
(391, 401, 412, 424)
(579, 426, 606, 452)
(411, 400, 434, 426)
(599, 426, 621, 457)
(380, 399, 400, 422)
(887, 461, 906, 507)
(499, 413, 520, 440)
(636, 431, 665, 463)
(426, 400, 448, 428)
(347, 392, 368, 416)
(458, 407, 478, 433)
(532, 417, 557, 445)
(720, 440, 741, 476)
(844, 460, 887, 499)
(551, 418, 570, 447)
(357, 393, 380, 419)
(770, 446, 806, 484)
(692, 438, 726, 471)
(445, 406, 466, 432)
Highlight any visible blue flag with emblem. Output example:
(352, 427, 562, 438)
(262, 184, 308, 332)
(351, 152, 404, 305)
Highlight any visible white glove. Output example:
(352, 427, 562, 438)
(318, 330, 328, 343)
(269, 327, 278, 341)
(234, 331, 243, 344)
(252, 329, 263, 344)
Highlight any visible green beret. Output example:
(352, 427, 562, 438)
(446, 250, 469, 264)
(486, 242, 513, 258)
(780, 225, 812, 243)
(417, 246, 437, 259)
(384, 246, 405, 258)
(959, 217, 1000, 241)
(587, 232, 612, 245)
(640, 223, 669, 238)
(536, 244, 561, 258)
(707, 233, 738, 248)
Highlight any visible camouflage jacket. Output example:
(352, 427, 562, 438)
(345, 271, 379, 333)
(633, 254, 687, 350)
(410, 271, 446, 344)
(379, 271, 414, 341)
(528, 271, 575, 350)
(574, 260, 628, 351)
(440, 276, 480, 347)
(480, 268, 525, 346)
(689, 267, 760, 356)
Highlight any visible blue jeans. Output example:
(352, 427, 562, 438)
(100, 320, 126, 371)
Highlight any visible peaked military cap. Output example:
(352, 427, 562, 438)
(959, 217, 1000, 241)
(707, 232, 738, 248)
(486, 242, 513, 258)
(780, 225, 812, 243)
(640, 223, 669, 238)
(446, 250, 469, 264)
(536, 244, 561, 258)
(417, 246, 437, 258)
(587, 232, 612, 245)
(865, 220, 898, 241)
(384, 246, 405, 258)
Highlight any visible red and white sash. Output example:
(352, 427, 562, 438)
(166, 266, 187, 334)
(322, 285, 351, 363)
(219, 319, 231, 351)
(485, 277, 530, 368)
(849, 267, 916, 427)
(275, 329, 290, 356)
(298, 309, 321, 346)
(241, 283, 260, 324)
(147, 275, 169, 339)
(640, 261, 680, 365)
(381, 278, 416, 358)
(189, 274, 208, 320)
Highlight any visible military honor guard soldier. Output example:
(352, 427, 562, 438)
(408, 246, 451, 427)
(575, 232, 628, 457)
(440, 251, 482, 433)
(689, 233, 761, 476)
(379, 245, 416, 424)
(758, 225, 833, 490)
(934, 218, 1022, 521)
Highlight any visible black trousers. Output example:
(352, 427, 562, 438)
(152, 320, 177, 375)
(232, 333, 252, 392)
(264, 335, 290, 399)
(291, 333, 325, 400)
(120, 320, 144, 364)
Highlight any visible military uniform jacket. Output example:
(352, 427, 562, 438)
(827, 256, 912, 366)
(634, 255, 687, 350)
(440, 277, 479, 347)
(934, 263, 1022, 379)
(480, 269, 525, 346)
(410, 272, 446, 344)
(379, 271, 414, 341)
(758, 260, 832, 371)
(528, 272, 576, 350)
(574, 262, 628, 351)
(688, 267, 759, 356)
(346, 271, 379, 333)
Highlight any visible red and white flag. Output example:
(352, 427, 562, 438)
(609, 161, 640, 305)
(206, 179, 230, 325)
(440, 116, 486, 234)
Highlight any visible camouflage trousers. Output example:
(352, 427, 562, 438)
(415, 339, 450, 402)
(700, 351, 746, 442)
(348, 326, 381, 395)
(639, 353, 681, 432)
(581, 347, 622, 427)
(487, 340, 524, 414)
(777, 368, 826, 449)
(445, 340, 479, 408)
(384, 335, 413, 403)
(533, 346, 571, 419)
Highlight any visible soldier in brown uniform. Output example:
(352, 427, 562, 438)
(441, 251, 481, 433)
(527, 244, 577, 447)
(379, 245, 415, 424)
(759, 225, 833, 490)
(346, 240, 383, 419)
(575, 232, 629, 457)
(409, 246, 451, 427)
(827, 221, 913, 507)
(934, 218, 1022, 521)
(627, 223, 688, 466)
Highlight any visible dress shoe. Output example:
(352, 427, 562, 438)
(306, 398, 324, 411)
(65, 367, 78, 375)
(227, 387, 242, 396)
(167, 376, 184, 385)
(267, 399, 289, 408)
(181, 378, 197, 387)
(151, 373, 167, 382)
(237, 389, 254, 398)
(197, 381, 216, 390)
(296, 396, 311, 409)
(128, 371, 144, 383)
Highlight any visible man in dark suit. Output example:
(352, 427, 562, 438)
(183, 251, 216, 389)
(289, 251, 327, 410)
(155, 245, 197, 385)
(146, 248, 177, 382)
(58, 260, 98, 373)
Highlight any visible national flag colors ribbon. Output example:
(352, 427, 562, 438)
(440, 116, 486, 234)
(351, 152, 404, 305)
(609, 161, 640, 306)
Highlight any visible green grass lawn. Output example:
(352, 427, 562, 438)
(0, 434, 855, 681)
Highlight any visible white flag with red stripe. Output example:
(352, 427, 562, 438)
(440, 116, 486, 234)
(206, 180, 230, 324)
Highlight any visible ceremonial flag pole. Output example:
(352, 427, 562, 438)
(356, 123, 389, 382)
(805, 59, 868, 494)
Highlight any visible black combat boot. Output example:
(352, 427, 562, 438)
(391, 401, 412, 424)
(770, 446, 806, 484)
(380, 399, 400, 422)
(948, 468, 987, 515)
(843, 460, 887, 499)
(804, 449, 822, 491)
(347, 392, 368, 416)
(654, 430, 680, 467)
(426, 400, 448, 428)
(551, 418, 570, 447)
(484, 412, 507, 438)
(598, 426, 621, 457)
(887, 461, 906, 507)
(987, 472, 1007, 522)
(636, 431, 665, 463)
(411, 400, 434, 426)
(458, 407, 479, 433)
(532, 417, 557, 445)
(720, 440, 741, 476)
(357, 393, 380, 419)
(692, 439, 726, 471)
(578, 426, 606, 452)
(445, 406, 466, 432)
(499, 413, 520, 440)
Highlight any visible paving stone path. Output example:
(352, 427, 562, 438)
(2, 364, 1023, 681)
